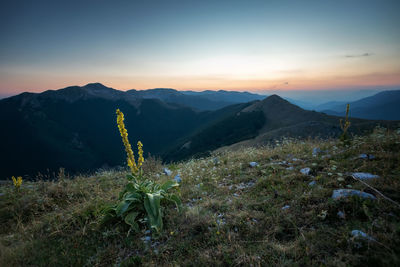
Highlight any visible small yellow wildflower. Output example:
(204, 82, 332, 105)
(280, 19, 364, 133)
(170, 231, 174, 236)
(12, 176, 22, 189)
(116, 109, 138, 173)
(137, 141, 144, 168)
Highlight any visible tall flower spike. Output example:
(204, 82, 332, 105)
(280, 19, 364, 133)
(116, 109, 138, 173)
(137, 141, 144, 168)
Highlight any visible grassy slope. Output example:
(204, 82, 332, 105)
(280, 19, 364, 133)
(1, 128, 400, 266)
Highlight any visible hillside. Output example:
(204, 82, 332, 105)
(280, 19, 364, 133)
(1, 128, 399, 266)
(1, 84, 397, 179)
(320, 90, 400, 120)
(166, 95, 396, 160)
(0, 83, 252, 179)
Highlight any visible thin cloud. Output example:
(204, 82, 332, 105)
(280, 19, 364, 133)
(344, 53, 373, 58)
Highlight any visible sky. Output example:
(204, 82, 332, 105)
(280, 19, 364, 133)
(1, 0, 400, 98)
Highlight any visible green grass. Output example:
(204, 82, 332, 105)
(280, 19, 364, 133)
(1, 127, 400, 266)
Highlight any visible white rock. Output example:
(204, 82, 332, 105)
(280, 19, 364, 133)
(163, 168, 172, 176)
(249, 162, 258, 167)
(351, 230, 375, 241)
(300, 167, 311, 175)
(332, 189, 376, 200)
(352, 172, 379, 180)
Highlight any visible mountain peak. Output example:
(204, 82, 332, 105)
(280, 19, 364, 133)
(263, 94, 287, 103)
(83, 83, 109, 89)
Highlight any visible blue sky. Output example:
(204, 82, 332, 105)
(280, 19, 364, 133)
(1, 0, 399, 96)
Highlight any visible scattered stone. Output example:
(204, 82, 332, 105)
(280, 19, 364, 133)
(235, 181, 256, 190)
(312, 147, 321, 157)
(249, 162, 258, 167)
(163, 168, 172, 176)
(0, 193, 4, 197)
(351, 230, 375, 241)
(352, 172, 380, 180)
(358, 154, 376, 160)
(233, 193, 240, 197)
(144, 230, 151, 235)
(213, 157, 220, 165)
(337, 211, 346, 219)
(281, 205, 290, 210)
(286, 166, 294, 171)
(337, 177, 345, 182)
(308, 181, 317, 186)
(300, 167, 311, 175)
(332, 189, 376, 200)
(174, 174, 182, 183)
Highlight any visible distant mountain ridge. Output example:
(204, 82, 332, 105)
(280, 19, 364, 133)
(0, 83, 397, 179)
(128, 87, 265, 110)
(164, 94, 395, 160)
(318, 90, 400, 120)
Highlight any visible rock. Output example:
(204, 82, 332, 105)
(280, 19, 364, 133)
(332, 189, 376, 200)
(163, 168, 172, 176)
(312, 147, 321, 156)
(286, 166, 294, 171)
(351, 230, 375, 241)
(249, 162, 258, 167)
(281, 205, 290, 210)
(300, 167, 311, 175)
(213, 157, 220, 165)
(0, 193, 5, 197)
(174, 174, 182, 183)
(337, 211, 346, 219)
(352, 172, 379, 180)
(308, 181, 316, 186)
(358, 154, 375, 160)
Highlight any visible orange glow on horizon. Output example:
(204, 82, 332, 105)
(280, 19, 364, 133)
(1, 70, 400, 96)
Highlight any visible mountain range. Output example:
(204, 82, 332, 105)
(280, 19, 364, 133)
(0, 83, 397, 179)
(315, 90, 400, 120)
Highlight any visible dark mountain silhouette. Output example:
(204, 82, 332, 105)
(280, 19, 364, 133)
(0, 83, 253, 179)
(165, 95, 396, 159)
(127, 88, 265, 110)
(0, 84, 396, 179)
(320, 90, 400, 120)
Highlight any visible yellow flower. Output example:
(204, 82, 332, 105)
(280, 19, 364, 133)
(116, 109, 138, 173)
(137, 141, 144, 168)
(12, 176, 22, 188)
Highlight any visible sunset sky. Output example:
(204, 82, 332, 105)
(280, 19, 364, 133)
(1, 0, 399, 97)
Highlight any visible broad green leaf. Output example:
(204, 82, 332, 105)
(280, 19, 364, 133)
(161, 180, 179, 191)
(124, 192, 142, 201)
(124, 211, 139, 231)
(144, 193, 163, 232)
(168, 194, 182, 211)
(116, 200, 132, 216)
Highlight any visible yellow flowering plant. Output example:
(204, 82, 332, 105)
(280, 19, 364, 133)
(339, 104, 351, 145)
(12, 176, 23, 190)
(104, 109, 181, 235)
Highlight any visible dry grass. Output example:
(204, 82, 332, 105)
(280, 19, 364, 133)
(1, 127, 400, 266)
